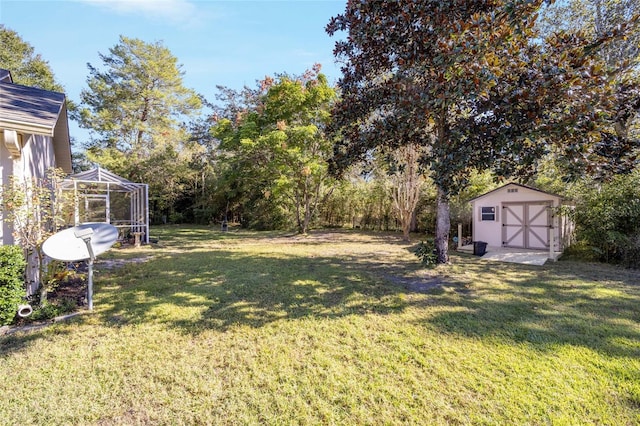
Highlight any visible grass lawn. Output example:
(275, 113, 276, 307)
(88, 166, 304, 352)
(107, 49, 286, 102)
(1, 225, 639, 425)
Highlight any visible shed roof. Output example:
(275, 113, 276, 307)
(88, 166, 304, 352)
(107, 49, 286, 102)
(468, 183, 563, 203)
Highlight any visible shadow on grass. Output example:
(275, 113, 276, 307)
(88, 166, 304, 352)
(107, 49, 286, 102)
(420, 254, 640, 358)
(153, 226, 410, 249)
(4, 227, 638, 362)
(0, 325, 73, 354)
(0, 228, 414, 354)
(94, 241, 639, 359)
(150, 225, 262, 247)
(94, 248, 409, 332)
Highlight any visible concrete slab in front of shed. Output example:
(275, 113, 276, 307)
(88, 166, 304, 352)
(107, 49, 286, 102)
(459, 245, 561, 266)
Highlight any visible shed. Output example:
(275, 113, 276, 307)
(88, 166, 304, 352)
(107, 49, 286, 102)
(468, 183, 572, 252)
(61, 167, 149, 244)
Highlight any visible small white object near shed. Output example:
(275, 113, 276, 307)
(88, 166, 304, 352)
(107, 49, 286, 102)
(468, 183, 572, 253)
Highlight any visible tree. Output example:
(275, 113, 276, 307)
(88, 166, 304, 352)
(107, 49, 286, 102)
(540, 0, 639, 69)
(381, 144, 426, 241)
(327, 0, 632, 263)
(319, 172, 368, 228)
(0, 25, 64, 92)
(540, 0, 640, 180)
(212, 66, 337, 233)
(538, 1, 640, 266)
(212, 86, 294, 230)
(77, 36, 202, 218)
(569, 170, 640, 267)
(1, 168, 72, 299)
(173, 116, 220, 223)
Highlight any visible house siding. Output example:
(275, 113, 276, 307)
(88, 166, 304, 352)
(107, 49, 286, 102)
(0, 139, 15, 245)
(1, 133, 57, 243)
(22, 134, 57, 179)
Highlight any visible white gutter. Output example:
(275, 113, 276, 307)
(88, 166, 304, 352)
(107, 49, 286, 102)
(0, 119, 54, 137)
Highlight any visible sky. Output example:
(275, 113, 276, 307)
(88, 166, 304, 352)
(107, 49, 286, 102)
(0, 0, 346, 145)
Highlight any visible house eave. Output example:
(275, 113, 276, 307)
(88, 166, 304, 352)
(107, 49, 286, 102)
(469, 182, 564, 204)
(0, 118, 54, 137)
(53, 106, 72, 174)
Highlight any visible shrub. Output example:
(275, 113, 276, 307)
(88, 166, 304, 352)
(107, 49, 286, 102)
(414, 239, 438, 267)
(622, 234, 640, 269)
(29, 299, 77, 322)
(193, 208, 216, 225)
(0, 245, 26, 325)
(169, 211, 184, 224)
(572, 172, 640, 267)
(42, 260, 77, 294)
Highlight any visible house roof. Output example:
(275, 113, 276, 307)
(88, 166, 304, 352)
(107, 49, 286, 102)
(468, 183, 563, 203)
(0, 75, 72, 173)
(0, 80, 66, 136)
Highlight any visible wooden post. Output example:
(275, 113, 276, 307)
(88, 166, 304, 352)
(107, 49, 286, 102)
(457, 223, 463, 251)
(549, 225, 555, 261)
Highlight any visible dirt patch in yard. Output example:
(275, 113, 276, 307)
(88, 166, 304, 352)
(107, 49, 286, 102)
(98, 256, 154, 270)
(383, 274, 450, 293)
(48, 275, 88, 306)
(4, 256, 154, 332)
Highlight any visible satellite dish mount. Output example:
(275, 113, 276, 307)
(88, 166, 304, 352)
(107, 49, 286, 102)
(74, 227, 96, 310)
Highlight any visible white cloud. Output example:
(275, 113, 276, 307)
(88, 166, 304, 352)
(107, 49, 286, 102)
(78, 0, 201, 26)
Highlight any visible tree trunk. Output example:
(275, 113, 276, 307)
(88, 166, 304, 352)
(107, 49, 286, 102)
(301, 175, 312, 235)
(37, 248, 47, 303)
(410, 208, 418, 233)
(435, 187, 450, 264)
(294, 188, 303, 233)
(401, 219, 411, 242)
(301, 196, 310, 235)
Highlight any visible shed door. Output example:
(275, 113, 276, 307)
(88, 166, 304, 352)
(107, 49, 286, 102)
(502, 202, 551, 249)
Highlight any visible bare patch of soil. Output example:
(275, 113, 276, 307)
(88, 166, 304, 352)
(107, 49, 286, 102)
(382, 274, 450, 293)
(48, 275, 88, 306)
(98, 256, 154, 270)
(45, 255, 153, 305)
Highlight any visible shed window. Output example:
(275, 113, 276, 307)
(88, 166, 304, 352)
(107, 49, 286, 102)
(481, 206, 496, 221)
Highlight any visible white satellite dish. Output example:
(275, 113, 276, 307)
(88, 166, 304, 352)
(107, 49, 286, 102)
(43, 223, 118, 262)
(42, 223, 118, 310)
